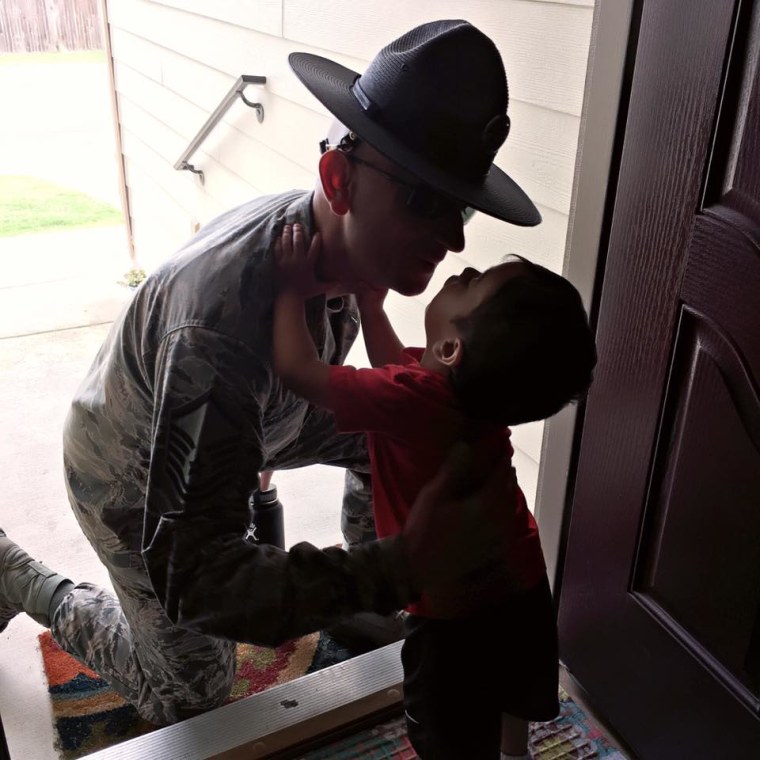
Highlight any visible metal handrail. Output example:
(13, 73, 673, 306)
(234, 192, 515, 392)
(174, 74, 266, 184)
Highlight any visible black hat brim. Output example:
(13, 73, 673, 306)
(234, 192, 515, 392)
(289, 52, 541, 227)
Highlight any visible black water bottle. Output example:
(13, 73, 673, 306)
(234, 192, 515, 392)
(247, 485, 285, 549)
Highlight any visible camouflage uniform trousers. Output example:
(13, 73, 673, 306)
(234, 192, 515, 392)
(52, 408, 374, 725)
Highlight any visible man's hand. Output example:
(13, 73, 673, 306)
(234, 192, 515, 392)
(274, 223, 329, 298)
(401, 442, 516, 605)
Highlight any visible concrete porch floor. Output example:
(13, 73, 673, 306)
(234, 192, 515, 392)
(0, 223, 346, 760)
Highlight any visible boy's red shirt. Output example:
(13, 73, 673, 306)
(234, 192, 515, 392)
(328, 348, 546, 617)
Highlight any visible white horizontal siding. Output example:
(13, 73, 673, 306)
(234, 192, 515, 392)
(106, 0, 595, 508)
(120, 130, 220, 234)
(118, 103, 257, 229)
(114, 61, 314, 198)
(108, 25, 162, 81)
(282, 0, 593, 115)
(147, 0, 282, 36)
(124, 157, 198, 267)
(107, 1, 591, 115)
(110, 29, 323, 175)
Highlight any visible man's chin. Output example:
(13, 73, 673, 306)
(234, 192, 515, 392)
(391, 271, 434, 297)
(391, 284, 423, 297)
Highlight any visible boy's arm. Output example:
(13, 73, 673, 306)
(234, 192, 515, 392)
(273, 224, 333, 410)
(355, 286, 404, 368)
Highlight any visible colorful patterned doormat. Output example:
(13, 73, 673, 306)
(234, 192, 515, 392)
(38, 629, 353, 759)
(297, 688, 629, 759)
(39, 631, 628, 760)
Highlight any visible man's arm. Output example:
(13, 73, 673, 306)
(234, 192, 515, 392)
(273, 224, 332, 409)
(141, 325, 412, 647)
(355, 287, 404, 368)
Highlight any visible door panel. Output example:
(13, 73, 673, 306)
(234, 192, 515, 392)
(637, 305, 760, 703)
(559, 0, 760, 756)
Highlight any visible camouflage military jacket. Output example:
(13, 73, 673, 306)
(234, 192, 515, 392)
(62, 190, 413, 645)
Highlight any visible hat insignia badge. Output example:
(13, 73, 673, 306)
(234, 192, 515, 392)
(482, 114, 511, 154)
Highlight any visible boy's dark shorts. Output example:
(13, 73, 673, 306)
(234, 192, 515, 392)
(401, 575, 559, 760)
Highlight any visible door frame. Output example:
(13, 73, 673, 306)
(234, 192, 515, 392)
(537, 0, 636, 591)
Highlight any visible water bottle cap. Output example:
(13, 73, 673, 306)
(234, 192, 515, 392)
(254, 486, 278, 505)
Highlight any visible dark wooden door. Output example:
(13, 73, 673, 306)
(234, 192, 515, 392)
(558, 0, 760, 756)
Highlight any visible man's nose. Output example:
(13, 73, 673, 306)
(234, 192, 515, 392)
(435, 211, 465, 253)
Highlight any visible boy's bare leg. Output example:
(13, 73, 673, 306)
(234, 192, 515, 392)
(501, 713, 530, 758)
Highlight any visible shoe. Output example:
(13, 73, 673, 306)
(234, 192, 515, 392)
(326, 610, 408, 655)
(0, 529, 69, 632)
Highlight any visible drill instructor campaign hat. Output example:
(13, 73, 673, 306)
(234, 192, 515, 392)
(289, 19, 541, 227)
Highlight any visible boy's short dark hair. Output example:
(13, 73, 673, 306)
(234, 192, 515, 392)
(450, 258, 597, 426)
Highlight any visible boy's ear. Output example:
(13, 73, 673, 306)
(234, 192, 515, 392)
(318, 151, 352, 216)
(432, 337, 464, 368)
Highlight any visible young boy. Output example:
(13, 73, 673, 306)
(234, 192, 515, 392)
(273, 223, 597, 760)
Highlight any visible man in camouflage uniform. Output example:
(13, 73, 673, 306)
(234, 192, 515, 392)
(0, 20, 541, 724)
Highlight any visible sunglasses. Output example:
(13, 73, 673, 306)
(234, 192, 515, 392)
(319, 139, 476, 225)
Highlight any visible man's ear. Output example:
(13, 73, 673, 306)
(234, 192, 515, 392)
(318, 151, 352, 216)
(432, 337, 464, 368)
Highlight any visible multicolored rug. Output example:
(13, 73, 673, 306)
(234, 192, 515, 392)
(39, 631, 628, 760)
(297, 687, 629, 759)
(38, 629, 353, 759)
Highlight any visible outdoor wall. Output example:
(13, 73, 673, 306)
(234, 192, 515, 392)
(105, 0, 595, 509)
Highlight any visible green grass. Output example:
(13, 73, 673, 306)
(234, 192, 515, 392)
(0, 50, 105, 65)
(0, 175, 122, 237)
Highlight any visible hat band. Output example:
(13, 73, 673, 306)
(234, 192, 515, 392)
(351, 78, 381, 117)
